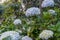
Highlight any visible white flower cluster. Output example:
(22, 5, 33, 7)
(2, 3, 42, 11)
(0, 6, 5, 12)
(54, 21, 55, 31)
(0, 0, 9, 4)
(0, 31, 21, 40)
(48, 9, 57, 15)
(22, 36, 32, 40)
(39, 30, 54, 40)
(25, 7, 41, 17)
(13, 19, 22, 25)
(41, 0, 55, 8)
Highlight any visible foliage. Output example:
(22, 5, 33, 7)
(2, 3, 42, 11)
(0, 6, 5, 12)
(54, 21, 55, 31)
(0, 0, 60, 40)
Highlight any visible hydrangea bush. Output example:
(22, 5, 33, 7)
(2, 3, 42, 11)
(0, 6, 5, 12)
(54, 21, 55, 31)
(0, 0, 60, 40)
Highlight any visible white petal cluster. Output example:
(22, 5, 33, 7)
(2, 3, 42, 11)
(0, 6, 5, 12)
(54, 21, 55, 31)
(25, 7, 41, 17)
(0, 31, 21, 40)
(13, 19, 22, 25)
(41, 0, 55, 8)
(0, 0, 5, 4)
(0, 0, 9, 4)
(39, 30, 54, 40)
(22, 36, 32, 40)
(48, 9, 57, 15)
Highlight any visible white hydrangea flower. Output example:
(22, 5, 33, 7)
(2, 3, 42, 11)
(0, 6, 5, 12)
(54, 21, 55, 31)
(48, 9, 57, 15)
(13, 19, 22, 25)
(0, 31, 21, 40)
(25, 7, 41, 17)
(0, 0, 9, 4)
(39, 30, 54, 40)
(41, 0, 55, 8)
(22, 36, 32, 40)
(0, 0, 7, 4)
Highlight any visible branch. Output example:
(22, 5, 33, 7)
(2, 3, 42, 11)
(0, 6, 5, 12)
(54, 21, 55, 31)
(39, 0, 44, 16)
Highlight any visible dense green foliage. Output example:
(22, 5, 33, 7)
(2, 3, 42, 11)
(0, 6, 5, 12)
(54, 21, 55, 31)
(0, 0, 60, 40)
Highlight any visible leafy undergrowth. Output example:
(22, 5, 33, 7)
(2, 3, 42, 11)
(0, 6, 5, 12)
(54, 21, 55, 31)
(0, 1, 60, 40)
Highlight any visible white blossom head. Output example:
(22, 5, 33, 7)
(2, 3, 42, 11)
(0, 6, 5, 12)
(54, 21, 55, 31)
(22, 36, 32, 40)
(25, 7, 41, 17)
(0, 0, 9, 4)
(0, 0, 7, 4)
(13, 19, 22, 25)
(39, 30, 54, 40)
(41, 0, 55, 8)
(48, 9, 57, 15)
(0, 31, 21, 40)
